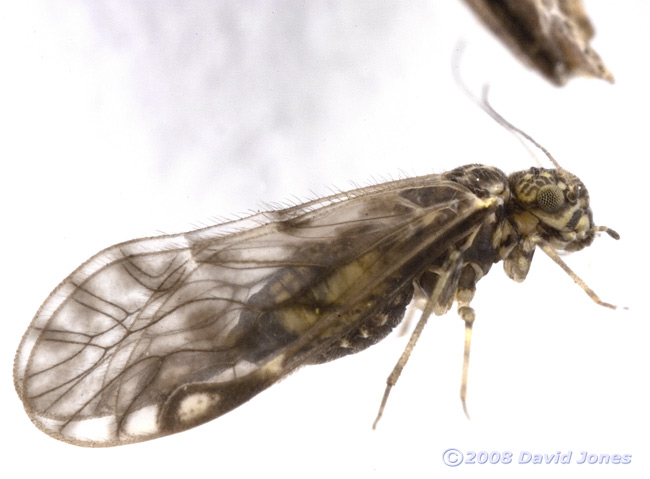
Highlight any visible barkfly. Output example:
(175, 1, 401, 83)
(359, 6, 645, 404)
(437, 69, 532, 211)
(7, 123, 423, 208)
(14, 90, 619, 448)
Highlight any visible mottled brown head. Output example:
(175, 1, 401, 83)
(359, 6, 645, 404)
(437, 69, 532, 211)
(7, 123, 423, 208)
(509, 167, 608, 251)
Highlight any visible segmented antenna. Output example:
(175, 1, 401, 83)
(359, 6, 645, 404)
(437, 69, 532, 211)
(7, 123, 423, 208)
(452, 43, 562, 170)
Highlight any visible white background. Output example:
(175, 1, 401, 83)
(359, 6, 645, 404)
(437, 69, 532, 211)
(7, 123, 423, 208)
(1, 2, 648, 478)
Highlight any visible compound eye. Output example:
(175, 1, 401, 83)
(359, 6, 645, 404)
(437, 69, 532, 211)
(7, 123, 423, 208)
(537, 184, 565, 213)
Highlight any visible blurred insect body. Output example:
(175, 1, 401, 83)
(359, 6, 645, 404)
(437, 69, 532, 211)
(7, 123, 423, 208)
(463, 0, 613, 85)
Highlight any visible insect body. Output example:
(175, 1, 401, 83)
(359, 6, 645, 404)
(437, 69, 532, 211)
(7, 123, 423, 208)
(14, 161, 618, 447)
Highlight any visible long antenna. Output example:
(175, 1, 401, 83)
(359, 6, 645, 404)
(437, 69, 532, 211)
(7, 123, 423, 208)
(452, 43, 562, 170)
(479, 86, 562, 170)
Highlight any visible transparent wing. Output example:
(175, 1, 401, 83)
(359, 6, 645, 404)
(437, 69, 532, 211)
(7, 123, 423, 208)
(14, 174, 494, 446)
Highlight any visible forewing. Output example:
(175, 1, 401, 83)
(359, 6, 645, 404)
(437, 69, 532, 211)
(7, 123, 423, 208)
(14, 174, 495, 446)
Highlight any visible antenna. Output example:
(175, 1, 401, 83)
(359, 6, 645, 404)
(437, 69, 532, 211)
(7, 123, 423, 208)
(452, 43, 562, 170)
